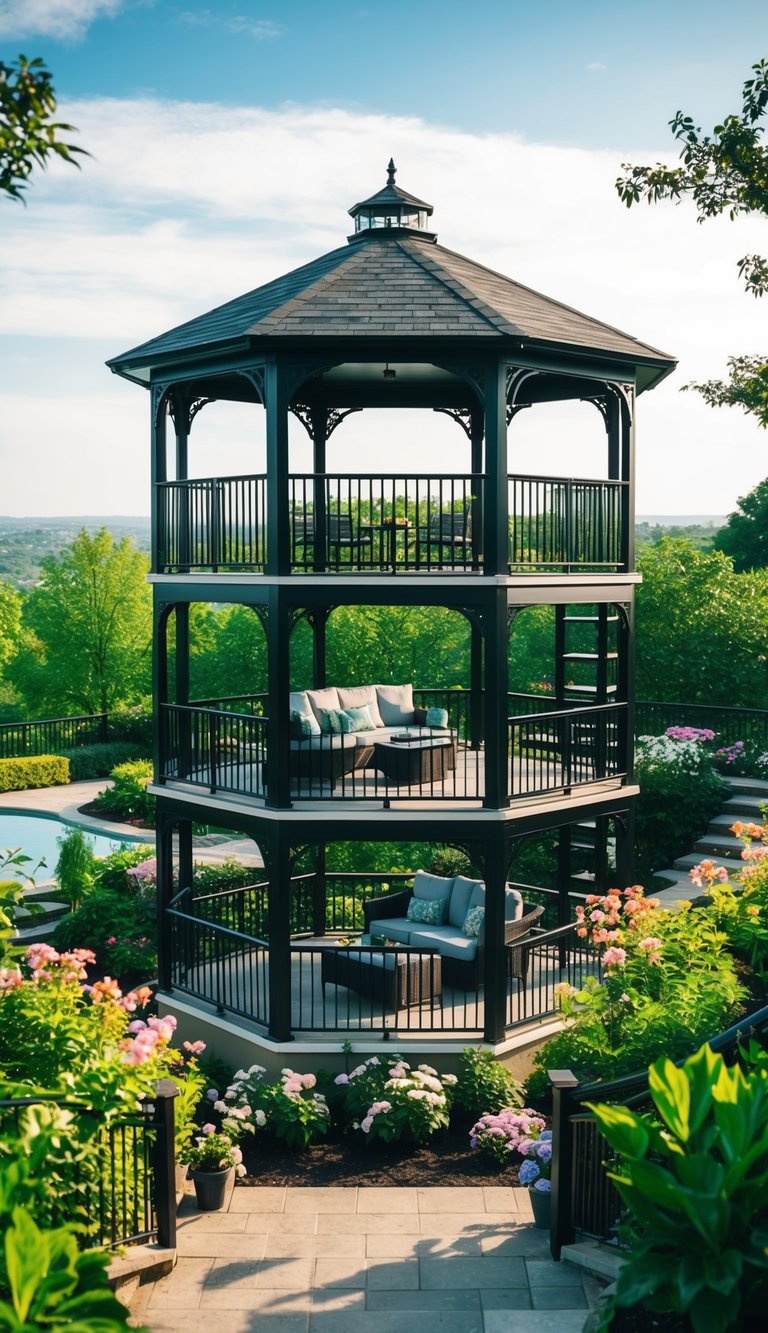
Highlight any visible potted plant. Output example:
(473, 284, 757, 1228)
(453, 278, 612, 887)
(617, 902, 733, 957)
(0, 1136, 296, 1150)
(469, 1106, 551, 1227)
(183, 1125, 245, 1211)
(517, 1124, 552, 1228)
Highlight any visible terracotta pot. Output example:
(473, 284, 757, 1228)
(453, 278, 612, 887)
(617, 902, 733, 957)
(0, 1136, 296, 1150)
(189, 1166, 232, 1211)
(528, 1184, 551, 1230)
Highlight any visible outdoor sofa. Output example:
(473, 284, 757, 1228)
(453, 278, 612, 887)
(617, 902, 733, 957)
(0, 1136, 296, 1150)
(362, 869, 545, 989)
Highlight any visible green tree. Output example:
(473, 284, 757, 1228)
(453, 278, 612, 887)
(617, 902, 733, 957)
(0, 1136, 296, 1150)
(0, 55, 88, 200)
(714, 475, 768, 569)
(635, 537, 768, 706)
(616, 58, 768, 425)
(10, 529, 151, 716)
(0, 581, 21, 669)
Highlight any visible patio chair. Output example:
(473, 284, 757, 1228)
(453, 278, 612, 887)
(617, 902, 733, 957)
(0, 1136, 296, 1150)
(414, 508, 472, 563)
(292, 512, 372, 563)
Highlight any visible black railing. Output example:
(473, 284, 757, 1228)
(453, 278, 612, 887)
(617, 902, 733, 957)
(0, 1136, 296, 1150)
(0, 712, 108, 759)
(167, 883, 271, 1028)
(157, 474, 267, 572)
(509, 703, 628, 798)
(635, 700, 768, 751)
(549, 1001, 768, 1260)
(154, 471, 627, 575)
(508, 474, 626, 572)
(159, 703, 268, 800)
(0, 1084, 176, 1250)
(289, 472, 481, 572)
(506, 922, 598, 1027)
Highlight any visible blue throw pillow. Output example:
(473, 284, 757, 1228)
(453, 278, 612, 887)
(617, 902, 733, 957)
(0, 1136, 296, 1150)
(407, 895, 448, 925)
(343, 704, 375, 732)
(318, 707, 353, 735)
(426, 706, 449, 729)
(462, 905, 485, 938)
(289, 708, 320, 738)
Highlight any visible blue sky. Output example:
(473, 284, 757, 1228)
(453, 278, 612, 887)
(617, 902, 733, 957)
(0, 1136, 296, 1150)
(1, 1, 767, 515)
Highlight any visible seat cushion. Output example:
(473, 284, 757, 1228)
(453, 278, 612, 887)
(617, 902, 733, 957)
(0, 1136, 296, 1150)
(337, 685, 384, 728)
(449, 875, 484, 928)
(375, 683, 415, 726)
(289, 734, 357, 752)
(505, 885, 524, 921)
(363, 918, 412, 945)
(405, 925, 478, 963)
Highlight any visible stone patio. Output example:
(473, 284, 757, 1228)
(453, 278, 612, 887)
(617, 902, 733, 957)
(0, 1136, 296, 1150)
(131, 1185, 599, 1332)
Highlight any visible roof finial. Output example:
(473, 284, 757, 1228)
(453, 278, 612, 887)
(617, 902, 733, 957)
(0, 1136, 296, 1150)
(386, 158, 396, 186)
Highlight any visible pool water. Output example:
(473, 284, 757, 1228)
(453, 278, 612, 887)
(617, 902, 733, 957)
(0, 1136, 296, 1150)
(0, 814, 149, 881)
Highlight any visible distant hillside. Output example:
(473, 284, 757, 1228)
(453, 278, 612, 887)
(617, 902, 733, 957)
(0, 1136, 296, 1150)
(0, 517, 150, 589)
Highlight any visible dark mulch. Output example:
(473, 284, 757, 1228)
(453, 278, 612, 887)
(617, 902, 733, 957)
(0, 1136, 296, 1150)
(607, 1312, 689, 1331)
(238, 1121, 520, 1189)
(78, 800, 152, 830)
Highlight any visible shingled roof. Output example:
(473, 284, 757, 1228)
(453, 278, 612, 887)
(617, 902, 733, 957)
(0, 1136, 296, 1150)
(108, 180, 675, 392)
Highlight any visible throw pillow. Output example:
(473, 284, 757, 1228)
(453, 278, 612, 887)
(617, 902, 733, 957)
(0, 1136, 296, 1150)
(375, 683, 415, 726)
(426, 706, 449, 729)
(462, 905, 485, 938)
(342, 704, 375, 732)
(407, 895, 448, 925)
(413, 707, 428, 726)
(289, 708, 320, 738)
(317, 707, 353, 735)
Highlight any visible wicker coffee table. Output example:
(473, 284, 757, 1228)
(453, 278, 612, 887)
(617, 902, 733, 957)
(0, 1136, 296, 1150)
(373, 735, 457, 788)
(321, 942, 441, 1010)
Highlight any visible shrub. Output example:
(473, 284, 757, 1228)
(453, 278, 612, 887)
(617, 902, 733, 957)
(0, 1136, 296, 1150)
(92, 844, 154, 893)
(59, 742, 145, 780)
(52, 887, 155, 981)
(215, 1064, 330, 1150)
(55, 828, 96, 911)
(95, 759, 154, 822)
(525, 888, 745, 1101)
(108, 702, 153, 748)
(333, 1055, 457, 1143)
(591, 1043, 768, 1332)
(634, 734, 727, 876)
(454, 1047, 524, 1120)
(0, 754, 69, 792)
(470, 1107, 550, 1172)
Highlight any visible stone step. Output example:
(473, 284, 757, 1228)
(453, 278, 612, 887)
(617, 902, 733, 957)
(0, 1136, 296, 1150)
(726, 776, 768, 799)
(15, 900, 69, 927)
(561, 1239, 625, 1282)
(708, 812, 754, 832)
(693, 834, 746, 858)
(722, 796, 767, 818)
(108, 1244, 175, 1307)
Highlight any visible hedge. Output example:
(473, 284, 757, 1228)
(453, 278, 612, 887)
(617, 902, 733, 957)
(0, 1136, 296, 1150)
(58, 743, 146, 781)
(0, 755, 70, 792)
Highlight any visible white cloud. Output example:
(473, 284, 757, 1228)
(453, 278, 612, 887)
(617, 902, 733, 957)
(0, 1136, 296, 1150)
(0, 0, 123, 40)
(587, 61, 607, 71)
(226, 16, 283, 38)
(0, 97, 765, 515)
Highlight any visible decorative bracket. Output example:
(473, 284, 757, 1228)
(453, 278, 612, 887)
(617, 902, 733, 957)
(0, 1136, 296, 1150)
(432, 406, 473, 439)
(235, 367, 266, 404)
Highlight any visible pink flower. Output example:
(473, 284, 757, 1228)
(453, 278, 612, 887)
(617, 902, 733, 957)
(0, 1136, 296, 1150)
(183, 1039, 206, 1055)
(202, 1123, 216, 1135)
(334, 1073, 349, 1085)
(602, 947, 627, 968)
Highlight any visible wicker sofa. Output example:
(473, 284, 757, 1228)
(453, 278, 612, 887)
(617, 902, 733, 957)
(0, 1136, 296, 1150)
(288, 683, 455, 784)
(362, 870, 544, 989)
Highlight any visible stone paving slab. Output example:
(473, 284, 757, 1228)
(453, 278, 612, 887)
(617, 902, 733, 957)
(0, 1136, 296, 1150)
(139, 1186, 595, 1332)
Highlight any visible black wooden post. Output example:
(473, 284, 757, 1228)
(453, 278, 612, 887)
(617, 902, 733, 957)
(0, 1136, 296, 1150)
(265, 359, 291, 576)
(173, 390, 191, 572)
(620, 388, 635, 575)
(177, 819, 194, 901)
(483, 360, 508, 576)
(153, 604, 170, 787)
(152, 1078, 178, 1250)
(150, 386, 168, 575)
(266, 588, 291, 809)
(267, 833, 293, 1041)
(483, 592, 510, 809)
(311, 404, 328, 574)
(482, 831, 508, 1043)
(470, 620, 483, 751)
(549, 1068, 580, 1260)
(470, 403, 484, 571)
(313, 842, 327, 938)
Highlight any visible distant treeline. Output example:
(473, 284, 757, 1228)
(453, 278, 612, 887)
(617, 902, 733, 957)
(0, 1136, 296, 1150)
(0, 517, 150, 588)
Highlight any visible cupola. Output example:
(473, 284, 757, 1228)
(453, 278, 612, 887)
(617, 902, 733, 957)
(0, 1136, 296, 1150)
(348, 158, 436, 241)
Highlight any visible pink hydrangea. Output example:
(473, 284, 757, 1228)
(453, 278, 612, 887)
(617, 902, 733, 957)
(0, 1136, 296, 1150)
(602, 946, 626, 968)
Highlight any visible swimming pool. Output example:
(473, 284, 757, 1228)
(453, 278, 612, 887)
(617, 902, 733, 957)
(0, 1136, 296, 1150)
(0, 813, 151, 880)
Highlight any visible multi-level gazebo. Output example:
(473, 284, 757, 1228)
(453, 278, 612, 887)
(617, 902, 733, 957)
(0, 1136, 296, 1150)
(108, 162, 675, 1060)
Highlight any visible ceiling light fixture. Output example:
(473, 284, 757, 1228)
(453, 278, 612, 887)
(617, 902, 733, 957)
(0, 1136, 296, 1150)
(383, 363, 396, 380)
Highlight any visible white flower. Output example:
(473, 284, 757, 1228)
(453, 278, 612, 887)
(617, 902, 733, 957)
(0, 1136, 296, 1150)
(235, 1069, 248, 1080)
(248, 1064, 266, 1075)
(213, 1100, 227, 1113)
(254, 1109, 267, 1128)
(442, 1074, 458, 1085)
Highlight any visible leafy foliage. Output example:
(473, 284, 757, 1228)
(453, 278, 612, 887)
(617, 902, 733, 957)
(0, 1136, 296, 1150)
(714, 476, 768, 571)
(616, 58, 768, 426)
(454, 1047, 523, 1120)
(54, 829, 95, 912)
(0, 755, 69, 793)
(95, 759, 154, 822)
(58, 742, 146, 781)
(591, 1044, 768, 1332)
(635, 539, 768, 707)
(331, 1055, 456, 1144)
(0, 55, 88, 202)
(633, 732, 727, 876)
(9, 530, 151, 717)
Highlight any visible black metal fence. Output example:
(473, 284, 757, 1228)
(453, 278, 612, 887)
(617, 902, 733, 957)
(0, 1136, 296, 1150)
(508, 474, 626, 572)
(160, 703, 268, 800)
(635, 700, 768, 751)
(509, 702, 628, 797)
(548, 1001, 768, 1261)
(153, 471, 627, 575)
(0, 1083, 176, 1251)
(0, 712, 108, 760)
(157, 474, 268, 573)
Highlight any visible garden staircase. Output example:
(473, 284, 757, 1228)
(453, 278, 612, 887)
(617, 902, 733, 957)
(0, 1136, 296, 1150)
(14, 881, 70, 945)
(653, 775, 768, 902)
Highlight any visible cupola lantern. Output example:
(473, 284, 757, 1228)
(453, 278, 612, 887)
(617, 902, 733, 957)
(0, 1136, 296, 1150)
(348, 158, 436, 241)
